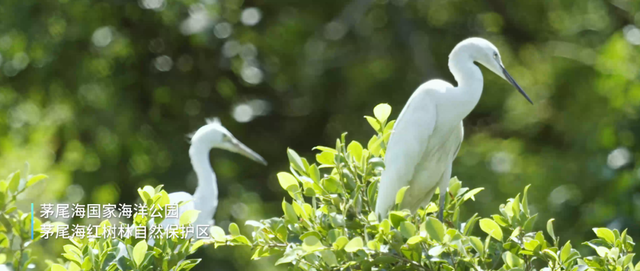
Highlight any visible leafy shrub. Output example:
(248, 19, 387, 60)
(45, 185, 204, 271)
(3, 103, 638, 271)
(0, 163, 47, 270)
(209, 104, 639, 271)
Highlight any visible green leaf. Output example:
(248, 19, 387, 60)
(333, 236, 349, 250)
(469, 236, 484, 255)
(179, 210, 200, 225)
(302, 236, 324, 252)
(388, 211, 407, 229)
(365, 116, 381, 131)
(190, 240, 206, 253)
(395, 186, 410, 206)
(0, 233, 10, 248)
(344, 237, 364, 253)
(229, 223, 241, 236)
(542, 249, 560, 261)
(26, 174, 48, 187)
(132, 240, 147, 267)
(316, 151, 335, 165)
(276, 225, 288, 242)
(309, 164, 321, 183)
(522, 184, 531, 216)
(8, 171, 20, 194)
(367, 180, 378, 209)
(210, 226, 226, 241)
(287, 148, 306, 174)
(367, 135, 383, 156)
(319, 250, 339, 267)
(156, 190, 170, 207)
(560, 241, 572, 262)
(427, 245, 444, 256)
(63, 245, 82, 260)
(347, 141, 364, 163)
(384, 120, 395, 134)
(312, 146, 337, 154)
(479, 218, 503, 242)
(275, 248, 302, 265)
(524, 239, 540, 251)
(379, 219, 391, 234)
(509, 227, 521, 240)
(547, 219, 556, 241)
(593, 227, 615, 244)
(277, 172, 299, 191)
(423, 217, 445, 243)
(512, 194, 521, 218)
(622, 254, 635, 267)
(51, 264, 68, 271)
(282, 200, 298, 223)
(143, 185, 155, 199)
(462, 188, 484, 201)
(399, 222, 416, 239)
(322, 176, 342, 193)
(373, 103, 392, 123)
(407, 236, 424, 245)
(594, 246, 609, 257)
(449, 178, 462, 196)
(502, 251, 522, 268)
(523, 214, 538, 232)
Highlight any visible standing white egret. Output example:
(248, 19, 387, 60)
(375, 37, 533, 220)
(160, 117, 267, 229)
(119, 118, 266, 256)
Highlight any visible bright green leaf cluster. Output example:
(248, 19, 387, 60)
(0, 163, 47, 271)
(209, 104, 639, 271)
(5, 103, 637, 271)
(46, 184, 203, 271)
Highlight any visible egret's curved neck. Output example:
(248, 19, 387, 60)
(189, 144, 218, 222)
(448, 50, 484, 116)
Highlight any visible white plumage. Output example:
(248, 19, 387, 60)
(119, 119, 266, 257)
(160, 118, 267, 231)
(375, 38, 533, 220)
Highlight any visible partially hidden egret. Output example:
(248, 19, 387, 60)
(374, 37, 533, 220)
(119, 118, 266, 255)
(160, 117, 267, 229)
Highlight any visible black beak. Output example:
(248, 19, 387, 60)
(501, 65, 533, 105)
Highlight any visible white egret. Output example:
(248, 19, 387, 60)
(160, 117, 267, 229)
(375, 37, 533, 220)
(119, 118, 265, 257)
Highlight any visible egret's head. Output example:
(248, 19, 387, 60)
(188, 118, 267, 165)
(452, 37, 533, 104)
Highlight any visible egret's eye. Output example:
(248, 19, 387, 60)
(493, 52, 498, 59)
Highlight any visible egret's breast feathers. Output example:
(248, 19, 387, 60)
(375, 89, 438, 216)
(400, 123, 462, 208)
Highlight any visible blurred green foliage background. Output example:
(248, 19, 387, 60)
(1, 0, 640, 270)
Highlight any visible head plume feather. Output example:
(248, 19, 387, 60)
(205, 117, 221, 125)
(185, 117, 222, 144)
(185, 132, 195, 143)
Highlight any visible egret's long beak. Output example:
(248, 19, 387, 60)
(231, 140, 268, 165)
(501, 65, 533, 105)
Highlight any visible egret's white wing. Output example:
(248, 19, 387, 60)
(160, 191, 195, 228)
(375, 85, 438, 218)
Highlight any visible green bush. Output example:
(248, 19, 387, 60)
(209, 104, 639, 271)
(44, 185, 204, 271)
(0, 163, 47, 270)
(3, 104, 638, 271)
